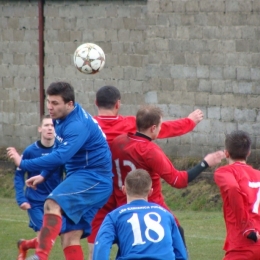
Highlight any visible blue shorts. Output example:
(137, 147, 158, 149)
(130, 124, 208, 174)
(47, 169, 112, 239)
(27, 200, 66, 233)
(27, 201, 44, 232)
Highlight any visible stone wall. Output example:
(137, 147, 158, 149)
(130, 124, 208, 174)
(0, 0, 260, 165)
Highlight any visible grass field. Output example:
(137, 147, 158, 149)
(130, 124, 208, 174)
(0, 168, 226, 259)
(0, 197, 226, 260)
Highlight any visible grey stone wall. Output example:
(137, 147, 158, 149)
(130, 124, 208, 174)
(1, 0, 260, 165)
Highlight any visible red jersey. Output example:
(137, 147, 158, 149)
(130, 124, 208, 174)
(88, 114, 195, 243)
(214, 162, 260, 251)
(94, 115, 195, 147)
(110, 133, 188, 210)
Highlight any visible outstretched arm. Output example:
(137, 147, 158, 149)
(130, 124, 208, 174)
(187, 151, 225, 183)
(188, 109, 203, 125)
(158, 109, 203, 139)
(7, 121, 88, 172)
(148, 148, 225, 189)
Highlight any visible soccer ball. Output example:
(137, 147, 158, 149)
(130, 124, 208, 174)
(73, 43, 105, 74)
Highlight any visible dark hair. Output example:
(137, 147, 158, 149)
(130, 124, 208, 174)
(125, 169, 152, 197)
(136, 105, 163, 131)
(46, 82, 75, 104)
(225, 130, 251, 160)
(96, 85, 121, 109)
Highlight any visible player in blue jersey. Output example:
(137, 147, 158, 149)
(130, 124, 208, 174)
(14, 115, 63, 260)
(93, 169, 187, 260)
(14, 115, 62, 260)
(7, 81, 113, 260)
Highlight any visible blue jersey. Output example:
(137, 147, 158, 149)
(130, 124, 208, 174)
(14, 140, 63, 206)
(93, 200, 187, 260)
(19, 103, 112, 178)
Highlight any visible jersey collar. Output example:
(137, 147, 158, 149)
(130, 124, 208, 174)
(135, 132, 152, 141)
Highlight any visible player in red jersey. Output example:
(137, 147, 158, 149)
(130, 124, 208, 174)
(109, 105, 224, 235)
(87, 86, 204, 259)
(214, 130, 260, 260)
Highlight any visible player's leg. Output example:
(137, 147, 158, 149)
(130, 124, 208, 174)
(25, 196, 63, 260)
(87, 193, 116, 260)
(29, 199, 62, 260)
(26, 170, 112, 260)
(61, 230, 84, 260)
(18, 235, 39, 260)
(17, 204, 43, 260)
(56, 170, 112, 260)
(60, 211, 89, 260)
(17, 237, 38, 260)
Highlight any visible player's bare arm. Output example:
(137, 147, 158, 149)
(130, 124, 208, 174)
(188, 109, 203, 125)
(6, 147, 22, 167)
(204, 151, 225, 167)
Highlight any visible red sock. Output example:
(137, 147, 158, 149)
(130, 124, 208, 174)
(22, 237, 38, 249)
(63, 245, 84, 260)
(35, 214, 62, 260)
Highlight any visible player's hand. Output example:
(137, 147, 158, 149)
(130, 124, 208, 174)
(204, 151, 225, 167)
(6, 147, 22, 167)
(26, 175, 44, 190)
(188, 109, 203, 125)
(20, 202, 31, 210)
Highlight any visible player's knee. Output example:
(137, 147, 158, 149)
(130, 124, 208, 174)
(44, 199, 61, 215)
(60, 230, 83, 249)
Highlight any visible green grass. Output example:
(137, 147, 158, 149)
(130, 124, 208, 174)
(0, 198, 99, 259)
(0, 171, 15, 198)
(0, 168, 226, 259)
(162, 177, 223, 211)
(177, 211, 225, 259)
(0, 198, 226, 260)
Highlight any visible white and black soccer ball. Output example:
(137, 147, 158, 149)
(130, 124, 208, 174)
(73, 43, 105, 74)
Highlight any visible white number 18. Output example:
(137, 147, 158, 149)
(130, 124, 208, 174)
(127, 212, 165, 246)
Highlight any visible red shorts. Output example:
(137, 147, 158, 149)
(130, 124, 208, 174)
(224, 246, 260, 260)
(87, 192, 117, 243)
